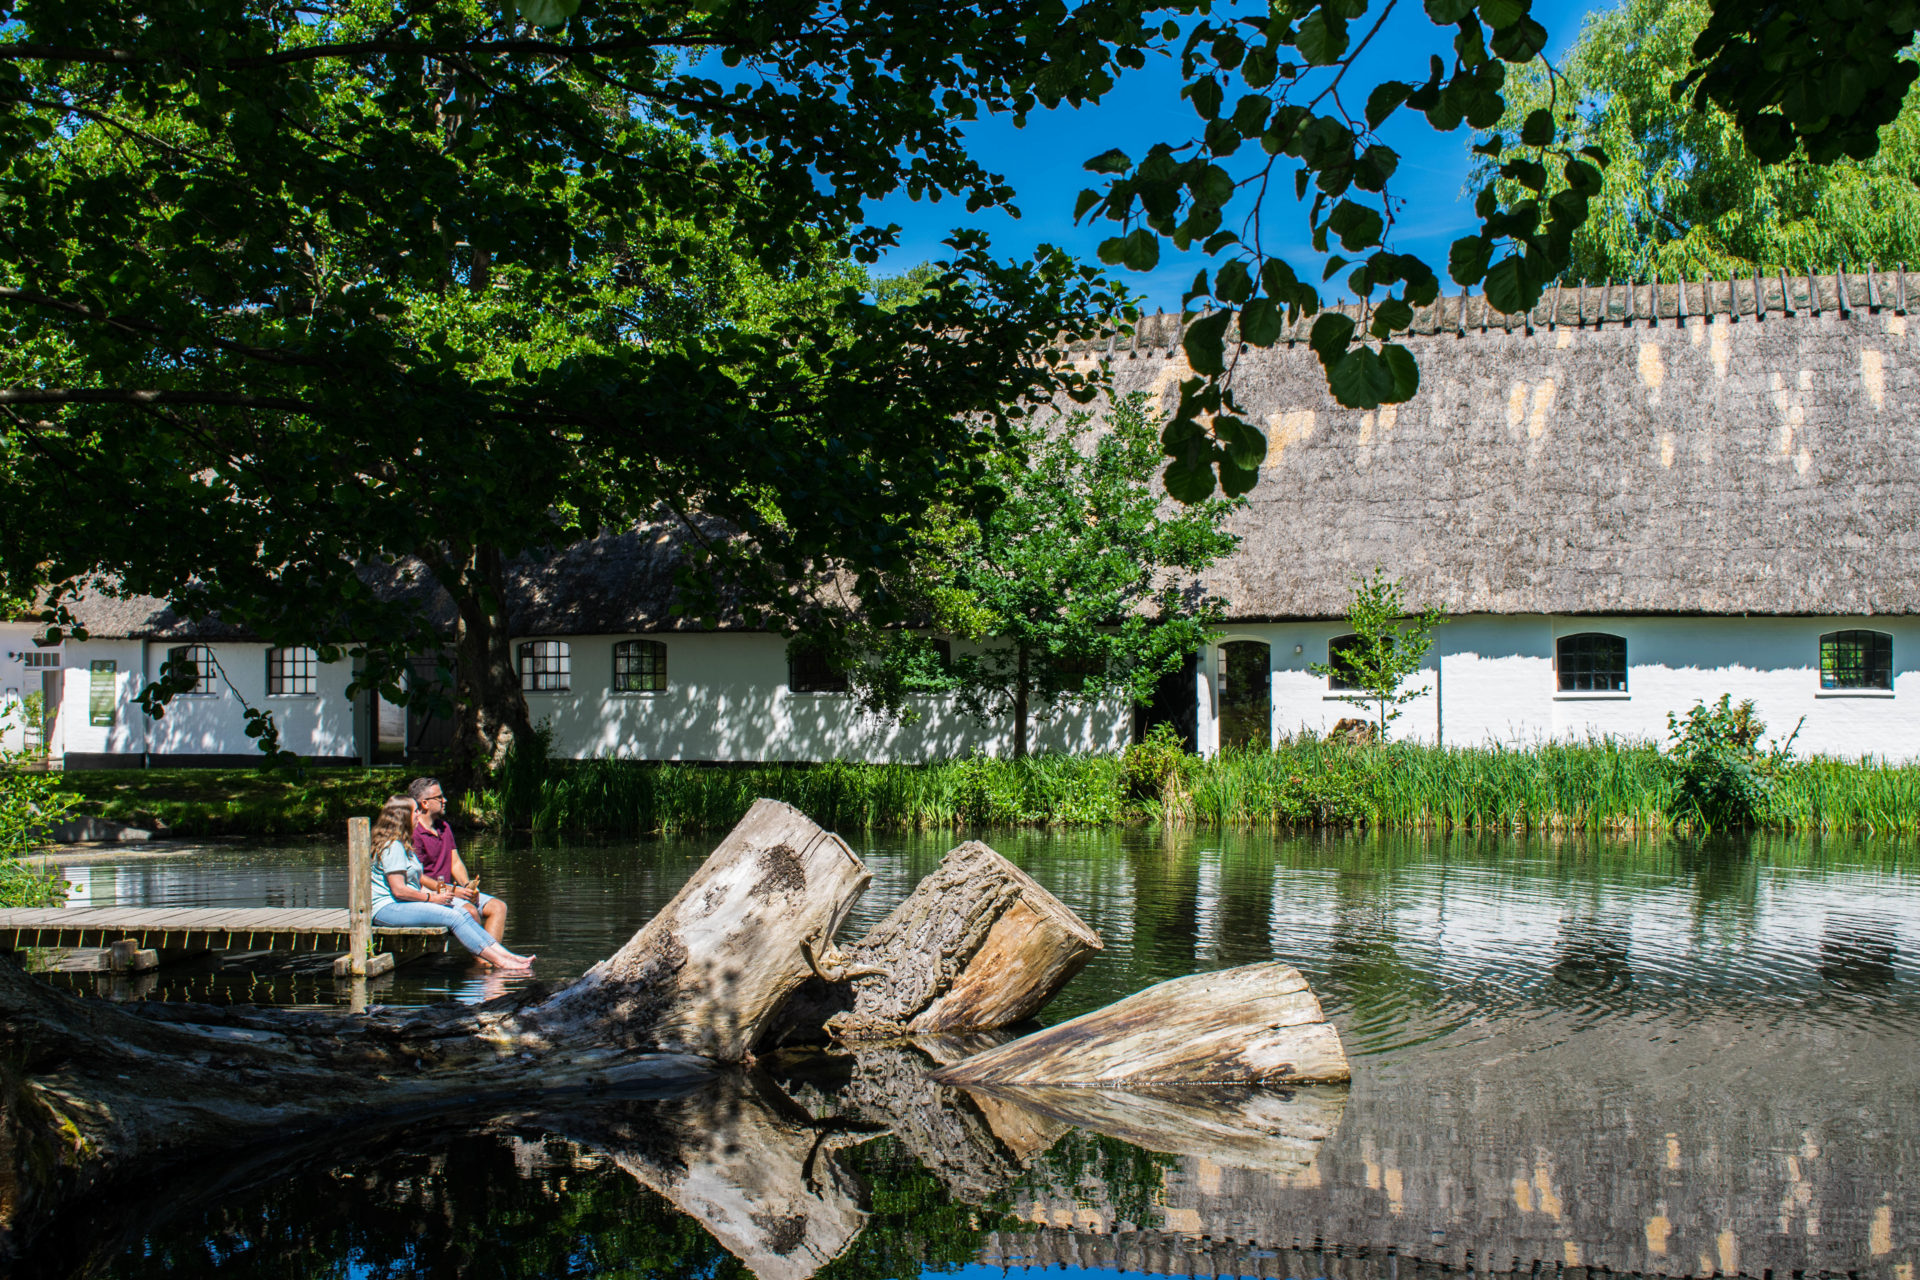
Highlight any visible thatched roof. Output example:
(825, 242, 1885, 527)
(1084, 270, 1920, 617)
(29, 271, 1920, 636)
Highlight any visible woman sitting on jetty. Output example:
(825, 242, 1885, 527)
(369, 797, 534, 972)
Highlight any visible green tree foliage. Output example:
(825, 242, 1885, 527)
(0, 0, 1126, 772)
(832, 393, 1243, 759)
(1309, 567, 1444, 740)
(1482, 0, 1920, 280)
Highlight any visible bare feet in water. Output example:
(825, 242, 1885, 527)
(479, 944, 534, 972)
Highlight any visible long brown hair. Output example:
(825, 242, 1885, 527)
(369, 798, 416, 855)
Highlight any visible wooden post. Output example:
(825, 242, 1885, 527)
(346, 817, 372, 979)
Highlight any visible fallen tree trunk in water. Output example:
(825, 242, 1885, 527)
(0, 799, 864, 1255)
(931, 962, 1351, 1088)
(764, 840, 1102, 1045)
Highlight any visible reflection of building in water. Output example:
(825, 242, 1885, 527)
(1819, 922, 1900, 994)
(1550, 919, 1634, 994)
(999, 1077, 1916, 1280)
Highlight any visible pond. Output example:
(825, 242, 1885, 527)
(27, 829, 1920, 1280)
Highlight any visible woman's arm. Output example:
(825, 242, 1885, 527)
(386, 871, 452, 905)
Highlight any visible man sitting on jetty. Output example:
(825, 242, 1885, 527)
(408, 776, 508, 944)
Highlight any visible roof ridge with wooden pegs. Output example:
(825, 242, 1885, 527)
(1062, 264, 1912, 357)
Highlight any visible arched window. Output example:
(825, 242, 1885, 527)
(1820, 630, 1892, 690)
(1327, 634, 1365, 690)
(1557, 633, 1628, 693)
(166, 644, 217, 696)
(613, 640, 667, 693)
(518, 640, 571, 692)
(788, 639, 849, 694)
(266, 646, 318, 696)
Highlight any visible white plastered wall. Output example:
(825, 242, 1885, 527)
(523, 633, 1132, 763)
(139, 642, 359, 760)
(1204, 614, 1920, 762)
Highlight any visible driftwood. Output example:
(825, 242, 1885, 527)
(932, 962, 1351, 1088)
(765, 840, 1102, 1045)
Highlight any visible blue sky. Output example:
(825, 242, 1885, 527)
(861, 0, 1616, 311)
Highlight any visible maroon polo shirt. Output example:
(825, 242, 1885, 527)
(413, 818, 458, 882)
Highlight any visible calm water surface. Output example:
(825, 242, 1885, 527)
(37, 829, 1920, 1279)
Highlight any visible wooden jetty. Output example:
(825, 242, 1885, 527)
(0, 817, 450, 977)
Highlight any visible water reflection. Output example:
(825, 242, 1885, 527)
(27, 828, 1920, 1279)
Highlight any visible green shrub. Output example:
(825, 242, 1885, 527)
(1664, 695, 1797, 831)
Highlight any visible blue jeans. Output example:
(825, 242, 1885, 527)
(373, 899, 497, 956)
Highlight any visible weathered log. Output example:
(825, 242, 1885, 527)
(953, 1082, 1347, 1178)
(931, 962, 1350, 1087)
(521, 799, 874, 1057)
(0, 799, 867, 1256)
(767, 840, 1102, 1045)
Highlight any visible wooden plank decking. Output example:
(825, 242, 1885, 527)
(0, 907, 449, 955)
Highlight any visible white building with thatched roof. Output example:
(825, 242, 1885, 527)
(7, 270, 1919, 766)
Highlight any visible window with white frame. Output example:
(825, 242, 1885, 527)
(1556, 633, 1628, 692)
(613, 640, 667, 693)
(20, 650, 60, 669)
(518, 640, 571, 692)
(1820, 630, 1892, 690)
(166, 644, 216, 695)
(267, 646, 318, 696)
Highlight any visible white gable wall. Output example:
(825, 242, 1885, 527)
(1208, 614, 1920, 761)
(527, 633, 1131, 763)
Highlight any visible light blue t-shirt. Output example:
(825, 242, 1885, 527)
(369, 839, 423, 917)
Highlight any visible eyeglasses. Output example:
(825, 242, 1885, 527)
(421, 792, 444, 803)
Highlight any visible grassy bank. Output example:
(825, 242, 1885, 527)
(58, 767, 410, 838)
(39, 738, 1920, 840)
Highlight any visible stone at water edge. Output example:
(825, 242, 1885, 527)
(928, 961, 1351, 1087)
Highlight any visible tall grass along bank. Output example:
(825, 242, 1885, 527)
(474, 738, 1920, 838)
(48, 740, 1920, 840)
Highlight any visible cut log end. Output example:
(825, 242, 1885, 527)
(929, 961, 1351, 1088)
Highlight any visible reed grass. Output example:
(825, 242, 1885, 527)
(473, 736, 1920, 837)
(49, 740, 1920, 839)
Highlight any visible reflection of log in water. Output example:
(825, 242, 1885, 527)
(772, 1039, 1067, 1205)
(544, 1071, 875, 1280)
(960, 1083, 1347, 1179)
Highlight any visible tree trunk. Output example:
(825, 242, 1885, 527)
(759, 840, 1101, 1045)
(432, 541, 533, 782)
(0, 800, 864, 1255)
(931, 961, 1351, 1088)
(1013, 646, 1030, 759)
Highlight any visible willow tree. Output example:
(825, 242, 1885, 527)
(1478, 0, 1920, 281)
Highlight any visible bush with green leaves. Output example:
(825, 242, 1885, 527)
(1, 720, 74, 906)
(1664, 695, 1799, 831)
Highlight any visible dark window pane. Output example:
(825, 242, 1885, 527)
(1820, 630, 1892, 690)
(789, 640, 848, 694)
(518, 641, 571, 692)
(613, 640, 667, 693)
(1557, 633, 1628, 693)
(1328, 634, 1366, 690)
(168, 644, 215, 695)
(267, 646, 317, 696)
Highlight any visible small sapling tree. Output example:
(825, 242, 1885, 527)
(835, 393, 1244, 758)
(1310, 568, 1446, 741)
